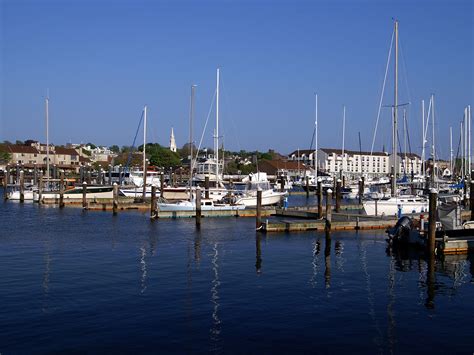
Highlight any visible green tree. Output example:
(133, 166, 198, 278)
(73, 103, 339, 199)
(86, 142, 97, 149)
(145, 143, 182, 169)
(109, 145, 120, 153)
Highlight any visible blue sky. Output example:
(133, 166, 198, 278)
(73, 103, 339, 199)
(1, 0, 472, 158)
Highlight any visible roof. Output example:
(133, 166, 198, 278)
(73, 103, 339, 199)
(55, 147, 79, 155)
(5, 145, 39, 154)
(320, 148, 389, 157)
(259, 159, 306, 170)
(288, 149, 315, 156)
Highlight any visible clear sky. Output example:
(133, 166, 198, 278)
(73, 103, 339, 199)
(1, 0, 472, 158)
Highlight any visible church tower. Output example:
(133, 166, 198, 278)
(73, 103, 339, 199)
(169, 127, 177, 153)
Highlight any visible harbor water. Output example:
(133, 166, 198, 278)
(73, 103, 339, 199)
(1, 195, 473, 353)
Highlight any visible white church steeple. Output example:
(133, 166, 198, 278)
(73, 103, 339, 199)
(169, 127, 177, 153)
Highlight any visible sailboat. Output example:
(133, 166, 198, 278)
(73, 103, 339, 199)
(363, 20, 428, 216)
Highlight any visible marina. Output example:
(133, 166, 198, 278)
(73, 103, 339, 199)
(1, 0, 472, 353)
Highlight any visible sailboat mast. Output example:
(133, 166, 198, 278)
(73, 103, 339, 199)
(215, 68, 220, 184)
(45, 97, 49, 179)
(342, 105, 346, 173)
(467, 105, 472, 179)
(450, 126, 453, 176)
(143, 105, 147, 176)
(465, 107, 468, 177)
(393, 20, 399, 182)
(314, 93, 318, 181)
(189, 85, 196, 188)
(422, 99, 425, 177)
(431, 95, 435, 185)
(461, 121, 465, 180)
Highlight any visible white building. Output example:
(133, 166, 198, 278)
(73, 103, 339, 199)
(310, 148, 422, 177)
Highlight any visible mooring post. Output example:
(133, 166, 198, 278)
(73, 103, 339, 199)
(428, 189, 438, 256)
(205, 176, 210, 199)
(108, 165, 112, 185)
(470, 180, 474, 221)
(15, 164, 19, 184)
(335, 179, 341, 213)
(80, 165, 84, 183)
(87, 164, 92, 185)
(151, 185, 157, 218)
(325, 189, 332, 231)
(342, 175, 346, 189)
(82, 181, 87, 209)
(317, 178, 323, 218)
(33, 163, 38, 186)
(256, 188, 262, 230)
(3, 165, 8, 200)
(358, 178, 363, 205)
(160, 173, 165, 198)
(305, 176, 309, 198)
(19, 170, 25, 203)
(113, 182, 118, 215)
(390, 165, 395, 196)
(38, 175, 43, 203)
(118, 165, 123, 186)
(196, 186, 202, 227)
(280, 176, 285, 192)
(59, 170, 65, 208)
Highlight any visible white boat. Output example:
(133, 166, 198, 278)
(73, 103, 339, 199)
(235, 173, 287, 207)
(35, 185, 114, 202)
(128, 169, 161, 187)
(363, 196, 429, 216)
(158, 198, 245, 212)
(7, 188, 36, 200)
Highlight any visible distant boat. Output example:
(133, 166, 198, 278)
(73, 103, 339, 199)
(35, 185, 114, 202)
(234, 172, 287, 207)
(157, 198, 245, 212)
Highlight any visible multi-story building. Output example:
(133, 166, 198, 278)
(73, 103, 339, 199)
(289, 148, 422, 178)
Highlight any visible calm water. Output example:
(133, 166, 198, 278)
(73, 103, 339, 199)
(1, 196, 473, 354)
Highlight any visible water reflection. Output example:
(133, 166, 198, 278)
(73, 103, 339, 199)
(255, 234, 262, 274)
(324, 231, 331, 290)
(310, 237, 321, 287)
(140, 243, 147, 294)
(210, 243, 221, 352)
(42, 239, 51, 313)
(334, 240, 345, 272)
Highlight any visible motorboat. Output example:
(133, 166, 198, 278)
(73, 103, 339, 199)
(157, 198, 245, 212)
(234, 172, 287, 207)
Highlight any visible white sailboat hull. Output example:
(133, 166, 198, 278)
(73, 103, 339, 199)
(363, 197, 429, 216)
(235, 190, 286, 207)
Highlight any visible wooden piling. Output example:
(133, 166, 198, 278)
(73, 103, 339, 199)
(160, 173, 165, 197)
(33, 163, 38, 186)
(305, 176, 309, 198)
(335, 179, 341, 213)
(38, 175, 43, 203)
(325, 188, 332, 231)
(118, 165, 123, 186)
(256, 189, 262, 230)
(317, 179, 323, 218)
(428, 189, 437, 255)
(19, 170, 24, 202)
(342, 175, 346, 189)
(205, 176, 210, 199)
(463, 179, 468, 207)
(280, 176, 285, 192)
(196, 187, 201, 226)
(108, 165, 112, 185)
(471, 181, 474, 221)
(113, 183, 119, 215)
(82, 182, 87, 209)
(59, 170, 65, 208)
(151, 185, 157, 218)
(80, 165, 84, 183)
(3, 165, 8, 200)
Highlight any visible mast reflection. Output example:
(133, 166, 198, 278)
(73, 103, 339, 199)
(324, 231, 331, 289)
(256, 234, 262, 274)
(210, 243, 221, 352)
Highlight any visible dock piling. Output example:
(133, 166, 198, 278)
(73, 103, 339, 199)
(196, 187, 201, 227)
(335, 179, 341, 213)
(33, 163, 38, 186)
(160, 173, 165, 197)
(428, 189, 438, 255)
(256, 189, 262, 230)
(59, 170, 65, 208)
(3, 165, 8, 200)
(151, 185, 157, 218)
(82, 182, 87, 209)
(280, 176, 285, 192)
(305, 176, 309, 198)
(205, 176, 210, 199)
(317, 179, 323, 218)
(325, 188, 332, 231)
(19, 170, 24, 202)
(38, 175, 43, 203)
(113, 183, 118, 215)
